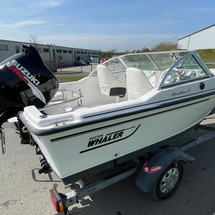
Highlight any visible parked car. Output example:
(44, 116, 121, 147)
(74, 60, 88, 66)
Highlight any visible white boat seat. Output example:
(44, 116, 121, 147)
(97, 64, 126, 97)
(126, 67, 154, 100)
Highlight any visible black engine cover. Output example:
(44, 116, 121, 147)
(0, 44, 59, 120)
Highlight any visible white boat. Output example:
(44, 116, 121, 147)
(17, 50, 215, 184)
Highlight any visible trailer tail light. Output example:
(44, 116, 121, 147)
(50, 189, 65, 213)
(143, 161, 163, 174)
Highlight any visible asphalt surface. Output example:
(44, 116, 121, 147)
(1, 116, 215, 215)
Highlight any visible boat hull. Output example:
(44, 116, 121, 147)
(27, 95, 215, 184)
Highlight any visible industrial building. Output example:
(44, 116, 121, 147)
(177, 24, 215, 50)
(0, 39, 102, 71)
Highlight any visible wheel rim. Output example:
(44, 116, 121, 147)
(159, 167, 180, 194)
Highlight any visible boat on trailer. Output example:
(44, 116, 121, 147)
(15, 47, 215, 185)
(1, 45, 215, 214)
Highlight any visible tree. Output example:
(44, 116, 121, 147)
(152, 42, 177, 52)
(28, 34, 42, 50)
(140, 47, 150, 52)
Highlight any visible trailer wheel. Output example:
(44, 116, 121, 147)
(149, 161, 183, 200)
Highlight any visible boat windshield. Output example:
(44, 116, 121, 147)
(121, 53, 177, 71)
(160, 52, 210, 88)
(89, 51, 190, 76)
(89, 51, 212, 89)
(120, 54, 158, 70)
(89, 52, 185, 76)
(104, 58, 126, 72)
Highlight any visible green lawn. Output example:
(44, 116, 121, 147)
(57, 76, 84, 83)
(198, 49, 215, 61)
(198, 49, 215, 68)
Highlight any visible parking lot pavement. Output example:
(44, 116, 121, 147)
(1, 117, 215, 215)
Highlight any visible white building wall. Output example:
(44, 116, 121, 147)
(178, 25, 215, 50)
(0, 39, 101, 67)
(177, 37, 190, 49)
(0, 40, 22, 61)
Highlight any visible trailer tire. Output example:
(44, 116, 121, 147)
(149, 161, 183, 200)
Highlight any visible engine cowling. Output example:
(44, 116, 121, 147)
(0, 44, 59, 125)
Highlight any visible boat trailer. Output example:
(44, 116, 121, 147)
(47, 124, 215, 215)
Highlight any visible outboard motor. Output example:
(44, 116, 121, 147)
(0, 44, 59, 153)
(0, 44, 59, 125)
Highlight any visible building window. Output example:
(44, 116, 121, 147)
(43, 48, 49, 52)
(63, 50, 67, 53)
(15, 46, 20, 53)
(77, 51, 80, 54)
(68, 50, 72, 54)
(57, 49, 62, 53)
(0, 44, 8, 51)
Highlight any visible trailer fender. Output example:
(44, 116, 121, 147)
(135, 147, 195, 193)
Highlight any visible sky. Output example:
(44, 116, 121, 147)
(0, 0, 215, 51)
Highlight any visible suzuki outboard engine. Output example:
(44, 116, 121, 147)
(0, 44, 59, 125)
(0, 44, 59, 153)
